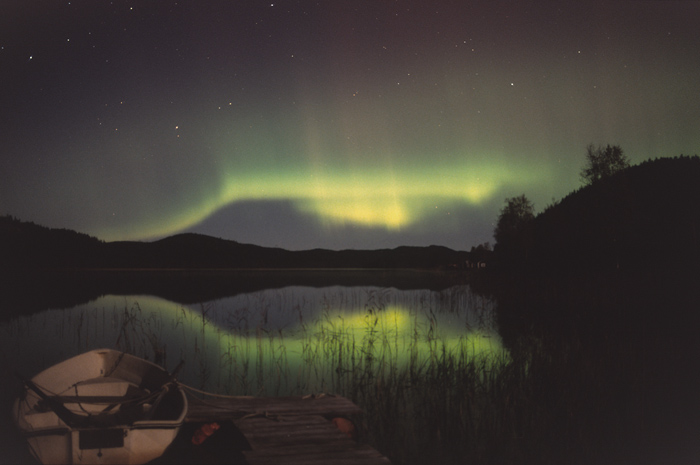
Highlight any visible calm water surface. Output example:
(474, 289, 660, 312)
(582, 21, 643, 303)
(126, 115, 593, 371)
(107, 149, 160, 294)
(0, 272, 502, 396)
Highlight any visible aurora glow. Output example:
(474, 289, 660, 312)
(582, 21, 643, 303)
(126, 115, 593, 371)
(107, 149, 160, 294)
(1, 1, 698, 250)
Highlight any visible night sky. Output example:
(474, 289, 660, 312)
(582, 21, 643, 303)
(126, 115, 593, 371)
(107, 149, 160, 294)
(1, 1, 698, 250)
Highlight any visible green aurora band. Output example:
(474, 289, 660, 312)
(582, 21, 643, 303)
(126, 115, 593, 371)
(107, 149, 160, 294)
(94, 151, 548, 242)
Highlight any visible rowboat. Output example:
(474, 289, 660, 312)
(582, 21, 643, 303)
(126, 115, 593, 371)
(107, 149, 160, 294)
(13, 349, 187, 465)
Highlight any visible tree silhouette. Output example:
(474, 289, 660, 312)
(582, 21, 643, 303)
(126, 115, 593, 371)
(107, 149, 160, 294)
(580, 144, 630, 185)
(494, 195, 534, 266)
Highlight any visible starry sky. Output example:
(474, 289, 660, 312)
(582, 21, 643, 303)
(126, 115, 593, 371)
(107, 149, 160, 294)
(1, 1, 698, 251)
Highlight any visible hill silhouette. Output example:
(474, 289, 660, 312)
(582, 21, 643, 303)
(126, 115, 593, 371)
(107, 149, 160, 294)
(0, 217, 468, 270)
(503, 155, 700, 272)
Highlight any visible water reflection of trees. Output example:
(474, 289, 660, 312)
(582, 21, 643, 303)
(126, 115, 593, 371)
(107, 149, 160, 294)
(0, 270, 471, 321)
(489, 270, 700, 464)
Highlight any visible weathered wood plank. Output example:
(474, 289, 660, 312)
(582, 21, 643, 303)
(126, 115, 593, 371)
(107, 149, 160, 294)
(243, 443, 391, 465)
(235, 415, 350, 449)
(185, 394, 363, 422)
(243, 444, 392, 465)
(183, 393, 391, 464)
(244, 449, 391, 465)
(236, 415, 391, 465)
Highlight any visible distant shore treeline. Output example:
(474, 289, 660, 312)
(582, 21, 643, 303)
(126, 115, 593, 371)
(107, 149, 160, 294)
(0, 216, 469, 270)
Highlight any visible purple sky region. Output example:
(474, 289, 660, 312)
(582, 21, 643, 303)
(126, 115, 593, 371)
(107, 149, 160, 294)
(1, 1, 698, 250)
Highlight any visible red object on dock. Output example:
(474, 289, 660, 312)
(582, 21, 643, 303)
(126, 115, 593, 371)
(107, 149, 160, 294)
(192, 422, 220, 445)
(332, 417, 357, 441)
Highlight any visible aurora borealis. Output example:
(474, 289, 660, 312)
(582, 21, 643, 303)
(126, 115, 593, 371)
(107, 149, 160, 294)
(1, 1, 698, 250)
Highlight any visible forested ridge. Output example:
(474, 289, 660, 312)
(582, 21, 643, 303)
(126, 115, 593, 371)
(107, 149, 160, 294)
(495, 155, 700, 272)
(0, 216, 467, 270)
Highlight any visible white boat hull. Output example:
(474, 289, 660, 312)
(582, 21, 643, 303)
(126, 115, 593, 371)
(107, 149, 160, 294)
(14, 349, 187, 465)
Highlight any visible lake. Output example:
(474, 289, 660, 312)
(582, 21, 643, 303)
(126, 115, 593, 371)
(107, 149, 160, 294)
(0, 271, 502, 396)
(0, 270, 504, 464)
(2, 269, 699, 464)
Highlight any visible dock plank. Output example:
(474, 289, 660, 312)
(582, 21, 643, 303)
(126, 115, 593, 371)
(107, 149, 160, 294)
(243, 446, 392, 465)
(236, 415, 390, 465)
(185, 394, 363, 422)
(236, 414, 350, 449)
(238, 416, 390, 465)
(183, 393, 391, 464)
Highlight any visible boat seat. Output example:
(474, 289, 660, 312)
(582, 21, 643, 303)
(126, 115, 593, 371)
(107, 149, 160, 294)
(38, 377, 149, 415)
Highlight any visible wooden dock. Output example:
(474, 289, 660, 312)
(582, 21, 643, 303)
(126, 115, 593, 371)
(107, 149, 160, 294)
(183, 393, 392, 465)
